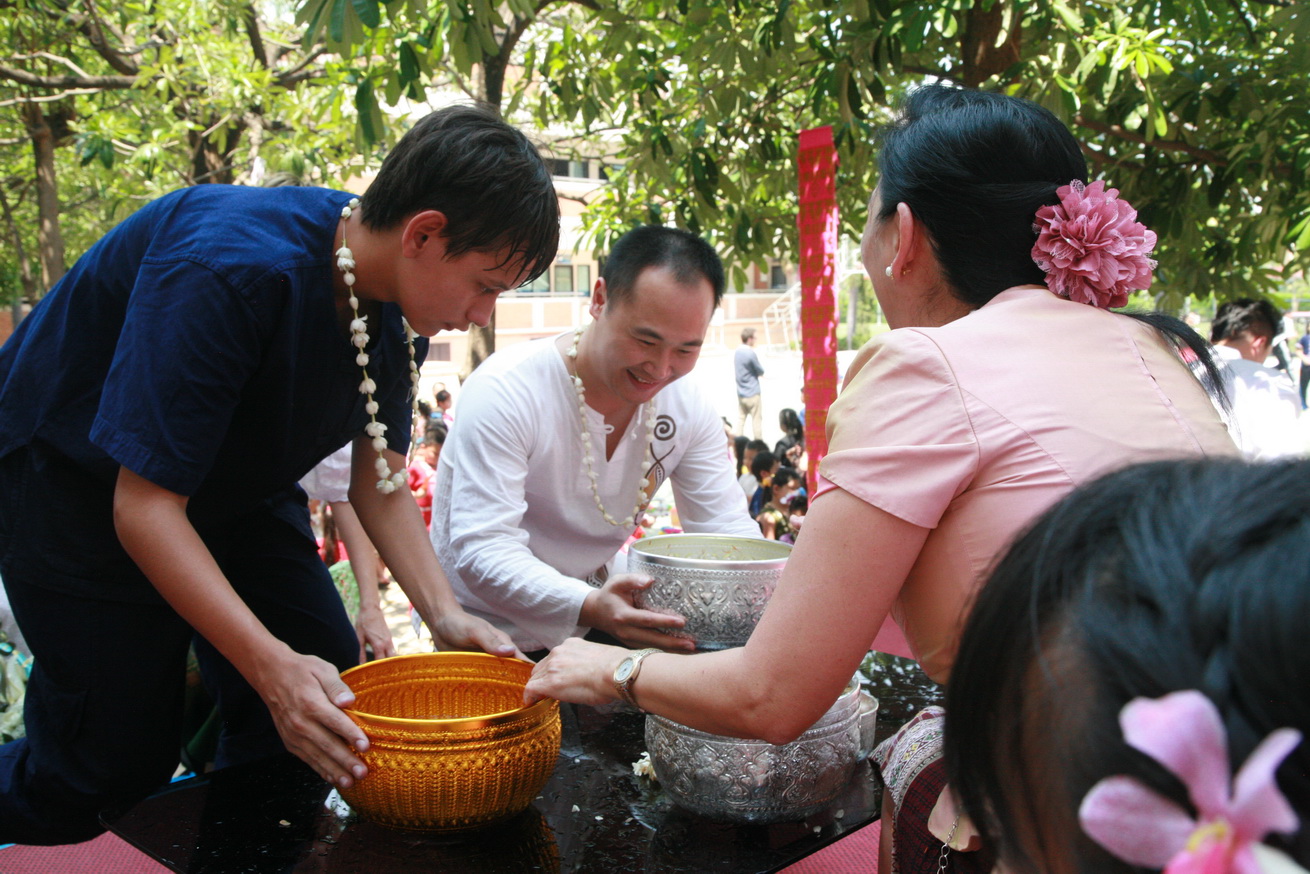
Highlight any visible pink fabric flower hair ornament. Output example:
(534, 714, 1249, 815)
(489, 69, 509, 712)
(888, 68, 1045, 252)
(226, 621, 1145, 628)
(1079, 690, 1305, 874)
(1031, 179, 1158, 309)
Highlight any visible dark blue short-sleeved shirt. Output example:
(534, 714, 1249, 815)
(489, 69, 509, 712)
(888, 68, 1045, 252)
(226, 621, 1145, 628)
(0, 185, 426, 597)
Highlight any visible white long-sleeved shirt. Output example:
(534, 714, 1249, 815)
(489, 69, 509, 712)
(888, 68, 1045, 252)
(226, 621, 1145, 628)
(430, 335, 761, 651)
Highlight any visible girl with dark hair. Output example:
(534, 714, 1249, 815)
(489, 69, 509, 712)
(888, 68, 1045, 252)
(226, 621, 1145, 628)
(945, 458, 1309, 874)
(526, 84, 1237, 874)
(774, 407, 806, 469)
(755, 466, 801, 541)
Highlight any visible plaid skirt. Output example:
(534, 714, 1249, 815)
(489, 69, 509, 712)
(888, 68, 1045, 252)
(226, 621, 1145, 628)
(872, 707, 997, 874)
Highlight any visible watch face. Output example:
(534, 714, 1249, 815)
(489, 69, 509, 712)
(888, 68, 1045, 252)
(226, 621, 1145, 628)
(615, 658, 636, 682)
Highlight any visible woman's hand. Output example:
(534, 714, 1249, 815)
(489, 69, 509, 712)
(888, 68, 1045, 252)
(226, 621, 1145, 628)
(524, 638, 630, 707)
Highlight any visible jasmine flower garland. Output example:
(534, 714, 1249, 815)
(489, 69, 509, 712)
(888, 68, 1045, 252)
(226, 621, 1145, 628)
(336, 197, 421, 494)
(567, 325, 657, 526)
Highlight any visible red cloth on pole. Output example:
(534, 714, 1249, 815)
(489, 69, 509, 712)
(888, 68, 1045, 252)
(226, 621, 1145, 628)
(796, 126, 840, 496)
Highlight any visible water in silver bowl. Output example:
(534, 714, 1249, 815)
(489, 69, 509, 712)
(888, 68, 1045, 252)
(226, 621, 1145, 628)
(627, 533, 791, 651)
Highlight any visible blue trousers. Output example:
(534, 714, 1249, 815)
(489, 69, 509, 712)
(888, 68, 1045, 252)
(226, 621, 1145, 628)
(0, 445, 357, 845)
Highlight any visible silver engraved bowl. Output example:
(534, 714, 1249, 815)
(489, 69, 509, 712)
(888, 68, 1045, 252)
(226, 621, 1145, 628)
(644, 678, 861, 823)
(627, 534, 791, 651)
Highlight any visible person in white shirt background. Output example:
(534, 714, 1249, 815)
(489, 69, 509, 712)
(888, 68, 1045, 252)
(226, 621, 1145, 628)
(429, 226, 761, 658)
(1209, 297, 1304, 459)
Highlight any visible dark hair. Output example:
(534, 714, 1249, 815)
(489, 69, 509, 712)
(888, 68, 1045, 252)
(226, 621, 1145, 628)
(733, 434, 750, 472)
(877, 84, 1229, 412)
(1211, 297, 1282, 344)
(771, 466, 801, 491)
(749, 449, 777, 480)
(425, 424, 447, 446)
(945, 458, 1310, 874)
(358, 103, 559, 286)
(746, 439, 769, 453)
(600, 225, 725, 310)
(435, 389, 451, 404)
(789, 494, 808, 514)
(876, 84, 1085, 309)
(778, 408, 804, 441)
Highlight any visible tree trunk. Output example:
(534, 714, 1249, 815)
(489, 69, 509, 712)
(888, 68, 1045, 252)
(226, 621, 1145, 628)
(0, 181, 39, 326)
(459, 27, 525, 383)
(22, 102, 67, 296)
(959, 0, 1022, 88)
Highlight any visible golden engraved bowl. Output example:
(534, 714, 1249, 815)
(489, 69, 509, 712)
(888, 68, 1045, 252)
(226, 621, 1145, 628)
(338, 652, 561, 832)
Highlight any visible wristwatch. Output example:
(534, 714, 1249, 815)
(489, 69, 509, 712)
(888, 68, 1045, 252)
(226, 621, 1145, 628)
(613, 647, 661, 709)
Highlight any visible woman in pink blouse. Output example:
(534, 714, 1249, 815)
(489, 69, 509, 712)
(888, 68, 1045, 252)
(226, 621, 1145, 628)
(526, 85, 1237, 873)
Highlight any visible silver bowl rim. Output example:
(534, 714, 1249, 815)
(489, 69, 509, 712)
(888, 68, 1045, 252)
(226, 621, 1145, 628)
(628, 533, 792, 571)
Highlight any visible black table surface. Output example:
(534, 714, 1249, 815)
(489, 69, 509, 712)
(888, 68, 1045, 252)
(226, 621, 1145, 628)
(103, 657, 941, 874)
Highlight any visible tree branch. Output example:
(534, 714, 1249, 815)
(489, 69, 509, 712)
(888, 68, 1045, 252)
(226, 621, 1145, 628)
(243, 3, 269, 69)
(0, 64, 136, 89)
(76, 0, 141, 75)
(1074, 115, 1226, 165)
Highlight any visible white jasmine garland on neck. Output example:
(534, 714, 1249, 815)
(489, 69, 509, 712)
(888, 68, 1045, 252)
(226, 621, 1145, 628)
(567, 325, 657, 527)
(335, 197, 421, 494)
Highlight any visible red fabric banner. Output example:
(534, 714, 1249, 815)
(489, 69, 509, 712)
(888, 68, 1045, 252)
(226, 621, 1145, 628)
(796, 126, 839, 495)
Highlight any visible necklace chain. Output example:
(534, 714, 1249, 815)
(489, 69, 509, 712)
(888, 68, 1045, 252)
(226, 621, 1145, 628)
(567, 326, 657, 527)
(335, 197, 421, 494)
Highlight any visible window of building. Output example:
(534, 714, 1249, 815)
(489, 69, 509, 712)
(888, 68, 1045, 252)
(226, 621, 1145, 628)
(553, 264, 575, 294)
(576, 264, 591, 294)
(769, 265, 788, 289)
(431, 342, 452, 362)
(523, 272, 550, 293)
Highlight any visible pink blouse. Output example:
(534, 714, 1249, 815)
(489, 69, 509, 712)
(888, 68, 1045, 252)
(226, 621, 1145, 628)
(817, 286, 1237, 683)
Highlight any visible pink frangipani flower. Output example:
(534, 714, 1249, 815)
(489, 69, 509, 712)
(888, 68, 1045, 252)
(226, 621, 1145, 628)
(1079, 690, 1304, 874)
(1031, 179, 1157, 309)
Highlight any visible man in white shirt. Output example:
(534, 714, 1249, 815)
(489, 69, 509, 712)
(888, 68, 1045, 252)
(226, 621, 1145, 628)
(1210, 298, 1303, 460)
(430, 227, 761, 655)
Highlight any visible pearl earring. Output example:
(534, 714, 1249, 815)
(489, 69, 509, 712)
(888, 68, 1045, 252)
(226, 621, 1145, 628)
(884, 265, 894, 278)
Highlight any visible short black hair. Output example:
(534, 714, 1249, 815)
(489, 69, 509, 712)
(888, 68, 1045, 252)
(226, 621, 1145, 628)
(600, 225, 725, 310)
(945, 458, 1310, 873)
(435, 389, 451, 404)
(1210, 297, 1282, 344)
(424, 424, 447, 446)
(749, 449, 776, 480)
(876, 84, 1086, 309)
(358, 103, 559, 287)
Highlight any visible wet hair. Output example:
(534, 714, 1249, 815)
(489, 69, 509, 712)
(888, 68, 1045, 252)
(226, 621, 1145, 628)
(749, 449, 777, 481)
(358, 103, 559, 286)
(944, 458, 1310, 874)
(600, 225, 725, 310)
(876, 84, 1229, 411)
(1211, 297, 1282, 344)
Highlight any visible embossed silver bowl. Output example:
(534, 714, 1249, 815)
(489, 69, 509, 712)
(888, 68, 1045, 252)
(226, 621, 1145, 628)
(627, 533, 791, 651)
(645, 679, 861, 824)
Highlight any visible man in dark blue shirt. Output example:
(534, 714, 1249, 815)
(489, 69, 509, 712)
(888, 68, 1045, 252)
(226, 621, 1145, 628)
(0, 104, 559, 844)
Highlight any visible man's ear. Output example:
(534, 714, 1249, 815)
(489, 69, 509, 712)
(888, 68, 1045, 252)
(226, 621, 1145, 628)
(589, 277, 608, 321)
(400, 210, 450, 258)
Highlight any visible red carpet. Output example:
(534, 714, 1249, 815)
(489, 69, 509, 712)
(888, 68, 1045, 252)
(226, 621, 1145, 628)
(0, 832, 170, 874)
(781, 820, 880, 873)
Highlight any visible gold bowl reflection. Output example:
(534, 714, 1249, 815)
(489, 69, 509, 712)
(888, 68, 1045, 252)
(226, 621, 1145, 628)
(338, 652, 561, 832)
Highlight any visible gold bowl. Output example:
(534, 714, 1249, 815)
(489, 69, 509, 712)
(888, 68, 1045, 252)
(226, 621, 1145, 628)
(338, 652, 561, 832)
